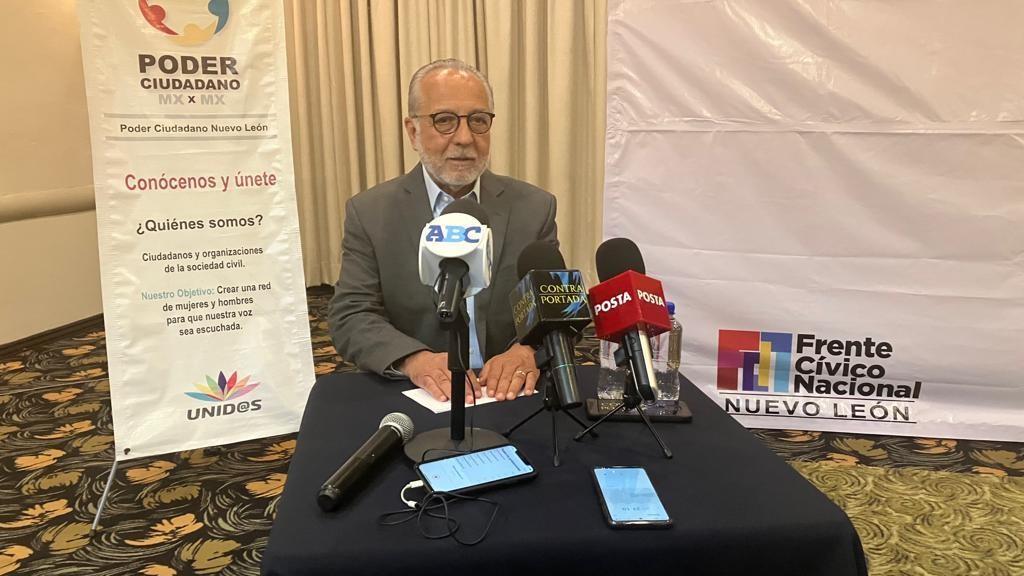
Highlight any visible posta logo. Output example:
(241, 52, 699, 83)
(185, 370, 258, 402)
(139, 0, 230, 47)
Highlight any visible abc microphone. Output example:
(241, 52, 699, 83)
(589, 238, 671, 401)
(317, 412, 414, 512)
(508, 242, 591, 408)
(418, 199, 493, 320)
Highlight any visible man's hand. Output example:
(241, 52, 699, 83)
(479, 344, 540, 401)
(400, 350, 481, 403)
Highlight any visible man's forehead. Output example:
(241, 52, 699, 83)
(426, 68, 476, 84)
(419, 70, 489, 107)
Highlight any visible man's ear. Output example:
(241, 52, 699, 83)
(404, 117, 419, 151)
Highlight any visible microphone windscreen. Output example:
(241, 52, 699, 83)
(596, 238, 645, 281)
(379, 412, 414, 444)
(441, 198, 490, 226)
(516, 241, 566, 279)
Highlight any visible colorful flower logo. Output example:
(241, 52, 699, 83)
(186, 371, 259, 402)
(139, 0, 230, 47)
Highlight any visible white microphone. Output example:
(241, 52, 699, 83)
(418, 200, 493, 315)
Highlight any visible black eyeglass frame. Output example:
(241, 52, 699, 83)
(411, 111, 496, 135)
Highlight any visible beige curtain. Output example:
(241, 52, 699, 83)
(285, 0, 607, 286)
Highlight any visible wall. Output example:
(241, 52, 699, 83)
(0, 212, 102, 343)
(0, 1, 101, 344)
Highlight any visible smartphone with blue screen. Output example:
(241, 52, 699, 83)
(415, 445, 537, 494)
(592, 466, 673, 528)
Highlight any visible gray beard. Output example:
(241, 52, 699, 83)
(420, 154, 488, 190)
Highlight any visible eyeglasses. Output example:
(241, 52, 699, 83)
(412, 111, 495, 135)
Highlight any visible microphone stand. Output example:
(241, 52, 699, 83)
(404, 262, 507, 463)
(502, 342, 598, 467)
(445, 281, 469, 441)
(574, 343, 673, 459)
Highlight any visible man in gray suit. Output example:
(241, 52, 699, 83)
(328, 59, 558, 405)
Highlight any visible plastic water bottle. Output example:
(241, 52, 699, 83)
(596, 340, 625, 399)
(653, 301, 682, 401)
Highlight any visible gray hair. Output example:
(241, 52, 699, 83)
(407, 58, 494, 117)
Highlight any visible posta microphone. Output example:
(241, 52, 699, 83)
(317, 412, 414, 512)
(509, 242, 591, 408)
(589, 238, 671, 401)
(417, 199, 493, 319)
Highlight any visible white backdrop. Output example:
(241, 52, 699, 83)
(605, 0, 1024, 440)
(78, 0, 314, 459)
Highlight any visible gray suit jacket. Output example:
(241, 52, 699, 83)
(328, 165, 558, 375)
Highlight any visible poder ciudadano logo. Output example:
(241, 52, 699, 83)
(185, 370, 263, 421)
(140, 0, 230, 46)
(717, 330, 923, 424)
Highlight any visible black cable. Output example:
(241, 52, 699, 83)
(378, 489, 501, 546)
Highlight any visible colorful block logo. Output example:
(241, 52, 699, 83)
(185, 371, 258, 402)
(718, 330, 792, 392)
(140, 0, 230, 46)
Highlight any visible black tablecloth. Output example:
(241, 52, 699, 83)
(262, 367, 866, 576)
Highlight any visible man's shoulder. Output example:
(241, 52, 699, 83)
(349, 171, 415, 209)
(485, 171, 554, 203)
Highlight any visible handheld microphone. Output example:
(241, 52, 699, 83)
(509, 242, 590, 408)
(317, 412, 415, 512)
(589, 238, 671, 401)
(418, 199, 493, 320)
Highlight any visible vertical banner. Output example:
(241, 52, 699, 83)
(605, 0, 1024, 440)
(78, 0, 314, 460)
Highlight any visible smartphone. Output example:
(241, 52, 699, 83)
(592, 466, 672, 528)
(415, 445, 537, 494)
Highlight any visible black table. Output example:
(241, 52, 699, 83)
(262, 367, 866, 576)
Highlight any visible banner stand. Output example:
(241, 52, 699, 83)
(77, 0, 315, 472)
(89, 461, 118, 534)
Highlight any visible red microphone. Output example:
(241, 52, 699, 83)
(590, 270, 671, 342)
(588, 239, 670, 401)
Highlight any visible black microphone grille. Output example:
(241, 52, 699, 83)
(516, 241, 566, 279)
(596, 238, 646, 282)
(441, 198, 490, 226)
(379, 412, 414, 444)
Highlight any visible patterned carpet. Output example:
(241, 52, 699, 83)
(1, 287, 1022, 575)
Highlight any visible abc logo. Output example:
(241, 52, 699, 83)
(425, 225, 481, 244)
(420, 212, 489, 260)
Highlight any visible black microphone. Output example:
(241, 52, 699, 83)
(436, 260, 469, 320)
(594, 238, 660, 402)
(441, 197, 489, 222)
(436, 199, 491, 319)
(317, 412, 415, 512)
(509, 242, 591, 408)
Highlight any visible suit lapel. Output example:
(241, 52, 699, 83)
(479, 171, 509, 269)
(475, 171, 509, 357)
(398, 164, 434, 250)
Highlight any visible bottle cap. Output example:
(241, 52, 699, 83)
(667, 301, 675, 315)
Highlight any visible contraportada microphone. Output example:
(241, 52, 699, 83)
(509, 241, 591, 408)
